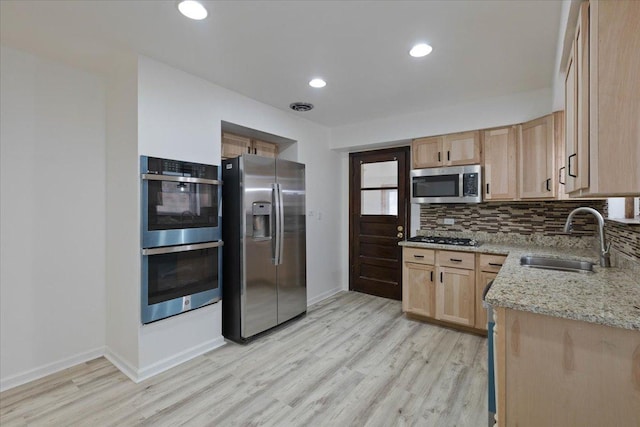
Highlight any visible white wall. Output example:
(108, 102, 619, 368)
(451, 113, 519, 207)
(0, 46, 106, 391)
(135, 57, 343, 374)
(330, 88, 552, 151)
(104, 54, 140, 377)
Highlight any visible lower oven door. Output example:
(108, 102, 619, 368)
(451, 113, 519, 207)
(141, 240, 223, 324)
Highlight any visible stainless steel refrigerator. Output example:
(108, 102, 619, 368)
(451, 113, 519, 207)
(222, 155, 306, 342)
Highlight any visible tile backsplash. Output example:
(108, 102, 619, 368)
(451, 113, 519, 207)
(419, 200, 640, 263)
(606, 220, 640, 263)
(419, 201, 606, 236)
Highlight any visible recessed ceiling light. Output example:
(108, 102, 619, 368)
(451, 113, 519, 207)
(409, 43, 433, 58)
(177, 0, 208, 20)
(309, 78, 327, 88)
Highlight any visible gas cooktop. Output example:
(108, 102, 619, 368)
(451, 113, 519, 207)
(407, 236, 479, 247)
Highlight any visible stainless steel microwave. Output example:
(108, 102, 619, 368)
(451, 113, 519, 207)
(411, 164, 482, 204)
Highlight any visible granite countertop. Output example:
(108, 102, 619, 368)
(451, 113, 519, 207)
(399, 240, 640, 331)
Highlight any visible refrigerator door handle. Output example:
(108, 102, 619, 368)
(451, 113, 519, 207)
(272, 183, 282, 265)
(277, 182, 284, 265)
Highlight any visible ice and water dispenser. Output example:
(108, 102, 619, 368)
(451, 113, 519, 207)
(252, 201, 271, 239)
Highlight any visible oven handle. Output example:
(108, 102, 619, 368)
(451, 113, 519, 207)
(142, 240, 223, 256)
(141, 174, 222, 186)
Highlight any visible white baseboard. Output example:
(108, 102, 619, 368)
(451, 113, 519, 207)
(307, 286, 345, 306)
(103, 347, 139, 383)
(0, 346, 105, 393)
(136, 336, 226, 382)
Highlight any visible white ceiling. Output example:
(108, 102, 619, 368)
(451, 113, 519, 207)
(0, 0, 563, 128)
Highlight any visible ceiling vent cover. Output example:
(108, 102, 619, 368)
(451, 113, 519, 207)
(289, 102, 314, 112)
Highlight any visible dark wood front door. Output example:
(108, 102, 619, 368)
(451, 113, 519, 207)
(349, 147, 409, 300)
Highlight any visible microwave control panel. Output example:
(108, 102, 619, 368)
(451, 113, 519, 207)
(462, 173, 479, 197)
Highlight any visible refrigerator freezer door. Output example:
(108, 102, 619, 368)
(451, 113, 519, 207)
(242, 156, 278, 338)
(276, 159, 307, 324)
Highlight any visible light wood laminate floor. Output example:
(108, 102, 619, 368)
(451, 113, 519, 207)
(0, 292, 488, 426)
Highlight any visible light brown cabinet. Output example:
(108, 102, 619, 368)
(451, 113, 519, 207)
(435, 250, 476, 326)
(402, 248, 436, 317)
(565, 0, 640, 196)
(412, 131, 480, 169)
(402, 247, 480, 331)
(403, 262, 435, 318)
(412, 136, 442, 168)
(494, 307, 640, 426)
(482, 127, 518, 201)
(475, 253, 506, 330)
(565, 2, 590, 195)
(435, 266, 475, 326)
(222, 132, 278, 159)
(518, 115, 556, 199)
(252, 139, 278, 158)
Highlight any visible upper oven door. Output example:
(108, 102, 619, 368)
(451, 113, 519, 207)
(141, 156, 222, 247)
(411, 165, 481, 204)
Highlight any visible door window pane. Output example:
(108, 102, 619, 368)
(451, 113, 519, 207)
(361, 189, 398, 216)
(361, 161, 397, 188)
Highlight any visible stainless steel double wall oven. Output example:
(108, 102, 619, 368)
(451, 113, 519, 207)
(140, 156, 223, 324)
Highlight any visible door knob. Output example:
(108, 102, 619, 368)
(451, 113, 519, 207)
(397, 232, 404, 239)
(397, 225, 404, 232)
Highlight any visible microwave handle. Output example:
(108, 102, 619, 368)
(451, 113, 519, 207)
(142, 240, 223, 255)
(141, 174, 221, 186)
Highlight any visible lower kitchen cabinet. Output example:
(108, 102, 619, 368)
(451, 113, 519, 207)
(493, 307, 640, 426)
(402, 262, 435, 318)
(476, 271, 496, 330)
(402, 246, 485, 333)
(435, 266, 474, 326)
(476, 253, 507, 330)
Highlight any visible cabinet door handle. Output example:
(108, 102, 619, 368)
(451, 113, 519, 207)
(438, 152, 441, 162)
(486, 183, 490, 194)
(568, 154, 577, 177)
(430, 271, 433, 282)
(247, 146, 251, 153)
(447, 151, 450, 161)
(546, 178, 551, 191)
(488, 262, 503, 267)
(559, 167, 566, 185)
(440, 272, 443, 283)
(450, 258, 462, 262)
(413, 255, 424, 259)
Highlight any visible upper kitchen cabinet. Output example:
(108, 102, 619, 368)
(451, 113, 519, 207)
(482, 126, 518, 201)
(565, 0, 640, 196)
(444, 131, 481, 166)
(222, 132, 278, 159)
(518, 115, 556, 199)
(412, 136, 443, 168)
(222, 133, 251, 159)
(553, 111, 569, 200)
(564, 2, 590, 195)
(412, 131, 480, 169)
(252, 139, 279, 158)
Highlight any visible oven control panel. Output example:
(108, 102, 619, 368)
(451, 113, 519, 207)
(146, 157, 216, 179)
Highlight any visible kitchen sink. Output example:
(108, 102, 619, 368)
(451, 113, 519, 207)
(520, 255, 595, 273)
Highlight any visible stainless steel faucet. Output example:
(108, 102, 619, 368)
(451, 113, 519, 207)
(563, 207, 611, 267)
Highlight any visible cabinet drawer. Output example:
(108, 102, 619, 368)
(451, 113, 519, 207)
(436, 250, 475, 270)
(403, 247, 435, 265)
(479, 254, 507, 273)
